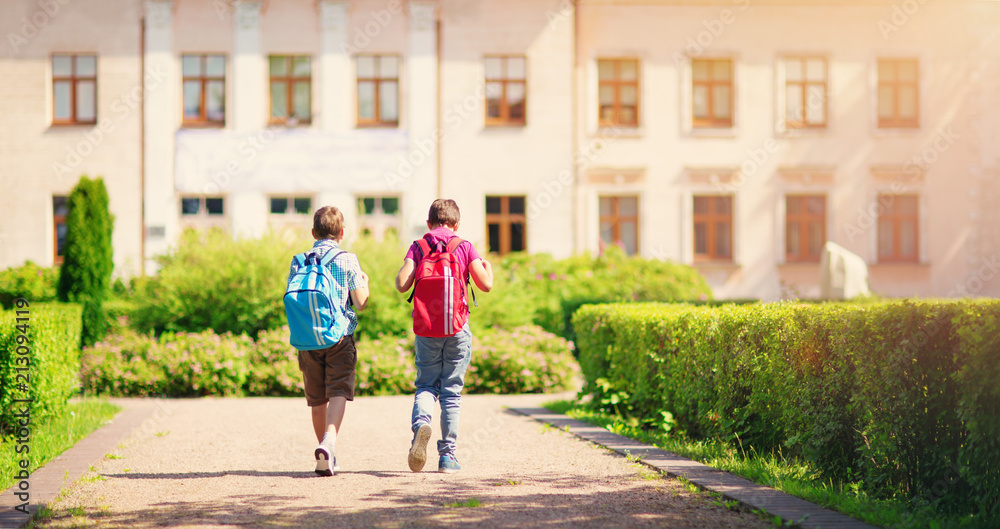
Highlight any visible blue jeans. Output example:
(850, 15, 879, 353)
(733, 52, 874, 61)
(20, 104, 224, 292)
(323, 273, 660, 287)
(411, 324, 473, 457)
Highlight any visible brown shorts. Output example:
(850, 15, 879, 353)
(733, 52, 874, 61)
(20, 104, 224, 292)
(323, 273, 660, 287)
(298, 335, 357, 406)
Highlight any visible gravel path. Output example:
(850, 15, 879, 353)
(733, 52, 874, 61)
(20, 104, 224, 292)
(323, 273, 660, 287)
(36, 395, 771, 529)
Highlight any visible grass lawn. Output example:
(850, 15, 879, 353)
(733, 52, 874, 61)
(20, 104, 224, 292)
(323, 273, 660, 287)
(1, 399, 121, 491)
(544, 400, 991, 529)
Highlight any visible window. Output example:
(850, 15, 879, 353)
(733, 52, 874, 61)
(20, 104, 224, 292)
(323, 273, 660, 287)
(358, 196, 401, 238)
(52, 54, 96, 124)
(877, 59, 919, 128)
(785, 57, 827, 129)
(485, 196, 526, 255)
(786, 195, 826, 262)
(180, 196, 225, 216)
(357, 55, 399, 126)
(485, 56, 526, 126)
(269, 56, 311, 124)
(270, 196, 312, 215)
(598, 59, 639, 127)
(692, 58, 733, 128)
(878, 194, 919, 262)
(53, 196, 68, 264)
(599, 196, 639, 255)
(693, 195, 733, 261)
(182, 55, 226, 125)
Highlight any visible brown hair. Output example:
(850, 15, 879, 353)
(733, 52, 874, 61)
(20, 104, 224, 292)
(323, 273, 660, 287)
(428, 199, 461, 227)
(313, 206, 345, 239)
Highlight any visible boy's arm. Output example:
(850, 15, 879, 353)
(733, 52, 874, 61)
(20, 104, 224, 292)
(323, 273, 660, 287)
(469, 258, 493, 292)
(347, 256, 369, 311)
(395, 259, 416, 293)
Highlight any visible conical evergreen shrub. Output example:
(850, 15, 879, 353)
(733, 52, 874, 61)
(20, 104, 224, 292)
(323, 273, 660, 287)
(57, 176, 115, 346)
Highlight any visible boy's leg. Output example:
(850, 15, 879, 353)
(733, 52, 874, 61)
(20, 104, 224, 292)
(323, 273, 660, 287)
(410, 335, 444, 471)
(411, 335, 445, 430)
(315, 336, 357, 476)
(437, 324, 473, 469)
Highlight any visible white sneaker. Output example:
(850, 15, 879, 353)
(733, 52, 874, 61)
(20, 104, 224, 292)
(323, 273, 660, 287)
(315, 443, 335, 476)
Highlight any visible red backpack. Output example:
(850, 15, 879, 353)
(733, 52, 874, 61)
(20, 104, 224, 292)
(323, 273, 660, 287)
(407, 236, 473, 337)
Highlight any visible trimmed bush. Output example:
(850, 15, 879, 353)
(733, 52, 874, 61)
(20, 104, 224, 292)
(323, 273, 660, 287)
(82, 324, 578, 398)
(128, 230, 711, 342)
(492, 246, 713, 340)
(58, 176, 114, 347)
(573, 300, 1000, 520)
(131, 228, 311, 338)
(0, 303, 82, 434)
(0, 262, 59, 309)
(466, 326, 580, 394)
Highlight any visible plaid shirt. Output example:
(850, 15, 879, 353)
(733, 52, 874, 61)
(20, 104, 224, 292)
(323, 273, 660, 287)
(287, 239, 364, 336)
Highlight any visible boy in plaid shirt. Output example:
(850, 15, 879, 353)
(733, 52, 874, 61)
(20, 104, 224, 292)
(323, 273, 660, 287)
(288, 206, 369, 476)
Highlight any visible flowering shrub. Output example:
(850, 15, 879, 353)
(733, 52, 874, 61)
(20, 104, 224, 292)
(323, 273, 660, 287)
(467, 326, 580, 394)
(82, 324, 578, 397)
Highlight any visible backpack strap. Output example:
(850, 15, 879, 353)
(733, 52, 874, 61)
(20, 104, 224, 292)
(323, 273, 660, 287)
(415, 238, 432, 263)
(445, 237, 478, 309)
(320, 248, 345, 267)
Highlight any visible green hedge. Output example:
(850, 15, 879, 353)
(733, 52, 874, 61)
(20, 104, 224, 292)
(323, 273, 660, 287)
(0, 302, 82, 434)
(0, 262, 59, 310)
(82, 324, 579, 397)
(573, 300, 1000, 520)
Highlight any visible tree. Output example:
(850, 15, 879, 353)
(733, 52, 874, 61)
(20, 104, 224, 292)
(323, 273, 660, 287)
(57, 176, 115, 346)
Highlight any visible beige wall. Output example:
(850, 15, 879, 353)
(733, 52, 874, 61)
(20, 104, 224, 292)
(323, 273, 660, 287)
(2, 0, 999, 301)
(575, 0, 1000, 299)
(0, 0, 143, 277)
(440, 0, 575, 256)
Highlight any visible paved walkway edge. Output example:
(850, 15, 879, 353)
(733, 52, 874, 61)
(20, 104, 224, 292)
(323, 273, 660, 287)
(0, 399, 162, 529)
(510, 407, 877, 529)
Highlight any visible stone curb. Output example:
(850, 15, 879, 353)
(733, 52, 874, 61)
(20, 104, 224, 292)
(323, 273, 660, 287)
(510, 407, 878, 529)
(0, 399, 162, 529)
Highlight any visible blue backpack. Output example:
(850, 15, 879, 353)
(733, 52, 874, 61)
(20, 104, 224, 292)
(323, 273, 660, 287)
(283, 249, 350, 351)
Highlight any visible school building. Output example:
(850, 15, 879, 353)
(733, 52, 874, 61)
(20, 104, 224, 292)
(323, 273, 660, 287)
(2, 0, 999, 300)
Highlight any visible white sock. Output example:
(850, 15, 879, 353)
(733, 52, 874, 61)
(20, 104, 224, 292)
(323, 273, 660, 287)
(321, 433, 336, 449)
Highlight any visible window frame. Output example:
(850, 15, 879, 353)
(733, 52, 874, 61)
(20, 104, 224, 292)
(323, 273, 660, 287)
(179, 196, 227, 218)
(357, 195, 402, 238)
(692, 58, 734, 129)
(784, 56, 828, 129)
(356, 54, 400, 128)
(268, 55, 312, 125)
(53, 196, 68, 265)
(484, 56, 527, 127)
(784, 194, 827, 263)
(268, 196, 313, 216)
(877, 193, 920, 263)
(485, 195, 527, 255)
(51, 54, 97, 125)
(598, 195, 640, 256)
(597, 58, 640, 128)
(692, 195, 734, 262)
(876, 58, 920, 129)
(181, 54, 226, 126)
